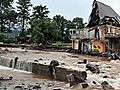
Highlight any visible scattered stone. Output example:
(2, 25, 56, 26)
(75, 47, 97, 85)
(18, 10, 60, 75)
(53, 88, 61, 90)
(32, 85, 41, 89)
(92, 81, 96, 84)
(101, 81, 109, 86)
(86, 64, 100, 74)
(34, 60, 39, 62)
(22, 83, 25, 85)
(61, 63, 65, 66)
(4, 48, 9, 51)
(106, 66, 112, 68)
(109, 53, 120, 60)
(77, 59, 88, 64)
(4, 86, 7, 89)
(81, 71, 87, 80)
(67, 73, 85, 87)
(47, 83, 54, 87)
(39, 58, 43, 60)
(50, 60, 59, 66)
(101, 81, 115, 90)
(14, 85, 23, 89)
(103, 75, 109, 78)
(9, 77, 13, 80)
(0, 77, 13, 81)
(81, 83, 89, 88)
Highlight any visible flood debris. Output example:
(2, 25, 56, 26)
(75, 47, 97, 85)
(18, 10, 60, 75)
(0, 76, 13, 81)
(48, 60, 59, 79)
(81, 83, 89, 88)
(77, 59, 88, 64)
(53, 88, 61, 90)
(4, 48, 9, 51)
(67, 73, 85, 87)
(34, 60, 39, 62)
(101, 81, 115, 90)
(86, 64, 100, 74)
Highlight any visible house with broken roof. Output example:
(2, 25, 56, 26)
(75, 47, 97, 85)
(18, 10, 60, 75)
(70, 0, 120, 55)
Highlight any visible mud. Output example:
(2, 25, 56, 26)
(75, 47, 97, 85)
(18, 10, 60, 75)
(0, 47, 120, 90)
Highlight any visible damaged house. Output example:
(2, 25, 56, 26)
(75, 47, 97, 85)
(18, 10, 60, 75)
(70, 0, 120, 55)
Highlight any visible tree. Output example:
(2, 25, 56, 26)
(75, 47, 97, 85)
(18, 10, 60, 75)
(0, 0, 14, 32)
(53, 15, 68, 41)
(6, 10, 18, 33)
(16, 0, 32, 36)
(30, 18, 58, 45)
(31, 5, 49, 20)
(30, 5, 59, 45)
(72, 17, 85, 29)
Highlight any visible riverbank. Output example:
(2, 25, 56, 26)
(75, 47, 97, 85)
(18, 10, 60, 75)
(0, 47, 120, 89)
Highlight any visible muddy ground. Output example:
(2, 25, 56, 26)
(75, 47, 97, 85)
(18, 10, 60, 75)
(0, 47, 120, 90)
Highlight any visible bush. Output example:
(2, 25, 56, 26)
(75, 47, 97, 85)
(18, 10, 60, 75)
(4, 38, 17, 43)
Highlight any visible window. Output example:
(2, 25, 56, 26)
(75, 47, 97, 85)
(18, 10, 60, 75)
(98, 46, 101, 49)
(73, 30, 76, 34)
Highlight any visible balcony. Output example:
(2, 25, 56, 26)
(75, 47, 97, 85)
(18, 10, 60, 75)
(105, 33, 120, 39)
(70, 34, 83, 39)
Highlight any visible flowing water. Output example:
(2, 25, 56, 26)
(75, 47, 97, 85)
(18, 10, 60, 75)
(0, 65, 69, 90)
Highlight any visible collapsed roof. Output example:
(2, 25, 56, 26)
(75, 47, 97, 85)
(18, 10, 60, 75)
(87, 0, 120, 27)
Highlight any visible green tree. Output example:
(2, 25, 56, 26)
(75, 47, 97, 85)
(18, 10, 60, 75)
(30, 18, 58, 45)
(53, 15, 67, 41)
(0, 0, 14, 32)
(6, 10, 18, 33)
(72, 17, 85, 29)
(31, 5, 49, 20)
(16, 0, 32, 36)
(30, 5, 59, 45)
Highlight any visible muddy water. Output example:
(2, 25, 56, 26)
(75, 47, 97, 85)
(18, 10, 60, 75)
(0, 65, 69, 90)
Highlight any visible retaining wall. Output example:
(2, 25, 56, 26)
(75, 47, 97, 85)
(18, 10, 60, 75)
(0, 56, 87, 82)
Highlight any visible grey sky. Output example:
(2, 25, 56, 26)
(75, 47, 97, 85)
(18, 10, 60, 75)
(14, 0, 120, 23)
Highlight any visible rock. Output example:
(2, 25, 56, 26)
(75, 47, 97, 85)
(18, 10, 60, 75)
(77, 59, 88, 64)
(4, 48, 9, 51)
(81, 71, 87, 80)
(47, 83, 54, 87)
(81, 83, 89, 88)
(14, 85, 23, 89)
(101, 81, 109, 86)
(86, 64, 100, 74)
(53, 88, 61, 90)
(83, 59, 88, 64)
(67, 73, 85, 87)
(101, 81, 115, 90)
(103, 75, 109, 78)
(9, 77, 13, 80)
(61, 63, 65, 66)
(22, 83, 25, 85)
(39, 58, 43, 60)
(34, 60, 39, 62)
(92, 81, 96, 84)
(32, 85, 41, 89)
(50, 60, 59, 66)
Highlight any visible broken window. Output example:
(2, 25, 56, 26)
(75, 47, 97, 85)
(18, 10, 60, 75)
(93, 45, 97, 48)
(98, 46, 101, 49)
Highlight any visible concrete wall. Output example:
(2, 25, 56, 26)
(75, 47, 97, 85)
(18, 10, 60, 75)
(0, 56, 87, 82)
(32, 63, 87, 82)
(0, 56, 13, 67)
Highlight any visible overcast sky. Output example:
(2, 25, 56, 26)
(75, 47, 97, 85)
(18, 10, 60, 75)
(14, 0, 120, 23)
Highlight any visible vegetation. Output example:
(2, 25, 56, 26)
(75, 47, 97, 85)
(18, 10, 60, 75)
(16, 0, 32, 36)
(0, 0, 85, 45)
